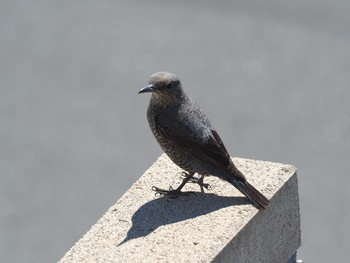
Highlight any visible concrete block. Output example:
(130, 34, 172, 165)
(59, 154, 301, 263)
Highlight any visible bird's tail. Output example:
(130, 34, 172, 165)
(229, 178, 270, 209)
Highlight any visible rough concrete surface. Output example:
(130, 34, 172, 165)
(59, 154, 300, 263)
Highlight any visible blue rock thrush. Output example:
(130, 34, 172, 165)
(139, 72, 270, 209)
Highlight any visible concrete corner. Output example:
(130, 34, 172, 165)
(59, 154, 301, 263)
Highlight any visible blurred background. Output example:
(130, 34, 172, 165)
(1, 0, 349, 262)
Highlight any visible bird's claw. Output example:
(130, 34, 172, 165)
(152, 186, 174, 196)
(180, 173, 213, 191)
(180, 171, 192, 179)
(201, 183, 212, 190)
(152, 186, 196, 199)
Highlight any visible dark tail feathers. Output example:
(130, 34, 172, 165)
(230, 180, 270, 209)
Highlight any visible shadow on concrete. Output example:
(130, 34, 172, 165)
(118, 193, 249, 245)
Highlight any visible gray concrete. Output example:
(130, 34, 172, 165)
(1, 0, 349, 262)
(59, 154, 300, 263)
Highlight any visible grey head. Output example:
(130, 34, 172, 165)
(138, 72, 185, 105)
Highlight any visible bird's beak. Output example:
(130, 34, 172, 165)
(138, 84, 154, 94)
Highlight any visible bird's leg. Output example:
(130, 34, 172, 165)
(181, 173, 212, 191)
(196, 175, 212, 191)
(152, 172, 195, 199)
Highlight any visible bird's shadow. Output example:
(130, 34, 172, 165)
(118, 192, 249, 246)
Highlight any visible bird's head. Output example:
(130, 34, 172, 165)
(138, 72, 185, 106)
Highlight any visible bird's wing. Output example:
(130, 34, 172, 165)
(155, 113, 243, 179)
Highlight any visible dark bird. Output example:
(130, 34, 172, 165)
(138, 72, 270, 209)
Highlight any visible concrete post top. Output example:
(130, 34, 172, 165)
(59, 154, 300, 263)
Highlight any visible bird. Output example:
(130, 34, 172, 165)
(138, 72, 270, 209)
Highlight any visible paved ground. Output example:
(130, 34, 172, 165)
(1, 1, 349, 262)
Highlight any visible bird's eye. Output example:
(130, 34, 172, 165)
(165, 82, 172, 89)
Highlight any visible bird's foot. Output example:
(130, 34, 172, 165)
(180, 172, 212, 190)
(194, 180, 212, 190)
(152, 186, 195, 199)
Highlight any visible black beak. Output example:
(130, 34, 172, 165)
(138, 84, 154, 94)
